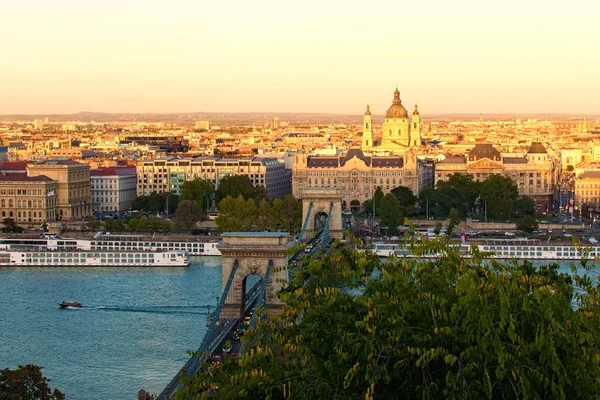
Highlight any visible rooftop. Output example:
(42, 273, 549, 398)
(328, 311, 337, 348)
(0, 172, 54, 182)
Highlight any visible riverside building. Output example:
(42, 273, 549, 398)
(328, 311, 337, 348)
(136, 156, 291, 200)
(292, 148, 433, 212)
(0, 173, 58, 223)
(27, 159, 92, 220)
(91, 167, 137, 212)
(435, 142, 560, 212)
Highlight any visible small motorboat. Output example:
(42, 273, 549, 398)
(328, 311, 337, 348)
(59, 301, 83, 309)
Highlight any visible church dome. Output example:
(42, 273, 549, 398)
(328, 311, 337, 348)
(527, 142, 548, 154)
(385, 87, 408, 119)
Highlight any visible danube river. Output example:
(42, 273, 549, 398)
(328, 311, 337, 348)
(0, 257, 223, 400)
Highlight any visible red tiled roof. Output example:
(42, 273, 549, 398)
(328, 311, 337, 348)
(0, 172, 54, 182)
(0, 161, 29, 172)
(90, 167, 136, 177)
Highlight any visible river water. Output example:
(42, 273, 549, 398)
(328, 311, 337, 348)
(0, 258, 597, 399)
(0, 257, 222, 400)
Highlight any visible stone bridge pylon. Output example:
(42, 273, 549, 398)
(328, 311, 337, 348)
(297, 187, 343, 240)
(217, 232, 289, 319)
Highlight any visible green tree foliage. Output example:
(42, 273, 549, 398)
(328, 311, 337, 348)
(216, 195, 302, 233)
(436, 173, 482, 215)
(480, 174, 519, 220)
(86, 218, 102, 231)
(215, 196, 257, 231)
(391, 186, 418, 216)
(513, 196, 535, 217)
(176, 200, 204, 229)
(216, 175, 266, 202)
(374, 187, 384, 216)
(446, 207, 461, 236)
(2, 218, 23, 233)
(180, 178, 214, 211)
(378, 193, 403, 234)
(0, 364, 64, 400)
(430, 186, 463, 217)
(103, 218, 125, 232)
(178, 242, 600, 400)
(516, 215, 539, 233)
(132, 192, 178, 214)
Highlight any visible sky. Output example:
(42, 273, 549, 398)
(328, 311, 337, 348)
(1, 0, 599, 115)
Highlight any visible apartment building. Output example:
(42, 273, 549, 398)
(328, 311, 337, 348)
(136, 156, 291, 200)
(91, 167, 137, 212)
(575, 171, 600, 208)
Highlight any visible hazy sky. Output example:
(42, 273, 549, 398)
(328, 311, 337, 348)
(1, 0, 599, 115)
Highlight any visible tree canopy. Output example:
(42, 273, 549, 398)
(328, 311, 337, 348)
(516, 215, 539, 233)
(216, 175, 266, 202)
(0, 364, 64, 400)
(177, 240, 600, 399)
(215, 195, 301, 233)
(480, 174, 519, 220)
(180, 178, 214, 210)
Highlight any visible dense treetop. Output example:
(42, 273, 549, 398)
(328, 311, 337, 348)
(177, 239, 600, 399)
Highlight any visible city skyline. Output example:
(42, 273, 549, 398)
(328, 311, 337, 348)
(1, 0, 599, 115)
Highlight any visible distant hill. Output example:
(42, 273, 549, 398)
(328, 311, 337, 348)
(0, 111, 598, 125)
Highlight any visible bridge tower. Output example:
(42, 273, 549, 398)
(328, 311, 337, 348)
(298, 187, 344, 240)
(218, 232, 289, 319)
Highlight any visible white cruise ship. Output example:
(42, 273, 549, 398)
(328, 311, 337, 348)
(371, 240, 599, 261)
(0, 236, 189, 267)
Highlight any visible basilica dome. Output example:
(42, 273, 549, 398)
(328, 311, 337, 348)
(385, 87, 408, 119)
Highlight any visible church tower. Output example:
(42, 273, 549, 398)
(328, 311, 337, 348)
(362, 104, 373, 150)
(411, 103, 421, 147)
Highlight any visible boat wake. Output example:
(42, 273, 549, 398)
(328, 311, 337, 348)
(78, 305, 211, 316)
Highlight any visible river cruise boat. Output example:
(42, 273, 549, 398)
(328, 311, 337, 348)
(0, 236, 190, 267)
(370, 239, 599, 261)
(0, 232, 221, 255)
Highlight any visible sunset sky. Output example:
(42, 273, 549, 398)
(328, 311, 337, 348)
(1, 0, 599, 115)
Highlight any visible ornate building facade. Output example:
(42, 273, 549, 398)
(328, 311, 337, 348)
(0, 173, 58, 224)
(27, 159, 92, 220)
(435, 142, 560, 212)
(292, 148, 433, 212)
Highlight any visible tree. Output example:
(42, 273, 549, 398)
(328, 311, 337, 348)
(430, 186, 462, 217)
(132, 192, 179, 215)
(480, 174, 519, 220)
(2, 218, 22, 233)
(175, 200, 203, 229)
(216, 175, 265, 202)
(373, 187, 385, 217)
(513, 196, 535, 217)
(516, 215, 539, 233)
(86, 218, 102, 231)
(433, 221, 443, 236)
(437, 173, 482, 215)
(177, 242, 600, 400)
(256, 200, 270, 231)
(0, 364, 64, 400)
(446, 207, 461, 236)
(215, 196, 258, 232)
(103, 218, 124, 232)
(391, 186, 418, 216)
(378, 193, 403, 234)
(279, 195, 301, 234)
(566, 165, 574, 172)
(180, 178, 214, 213)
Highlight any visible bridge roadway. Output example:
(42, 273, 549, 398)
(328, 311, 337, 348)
(157, 279, 263, 400)
(158, 233, 332, 399)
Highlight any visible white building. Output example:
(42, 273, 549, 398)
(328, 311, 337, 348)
(90, 167, 137, 212)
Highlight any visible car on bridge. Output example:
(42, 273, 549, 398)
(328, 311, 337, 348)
(211, 355, 221, 367)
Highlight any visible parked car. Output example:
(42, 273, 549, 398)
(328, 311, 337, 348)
(504, 232, 515, 236)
